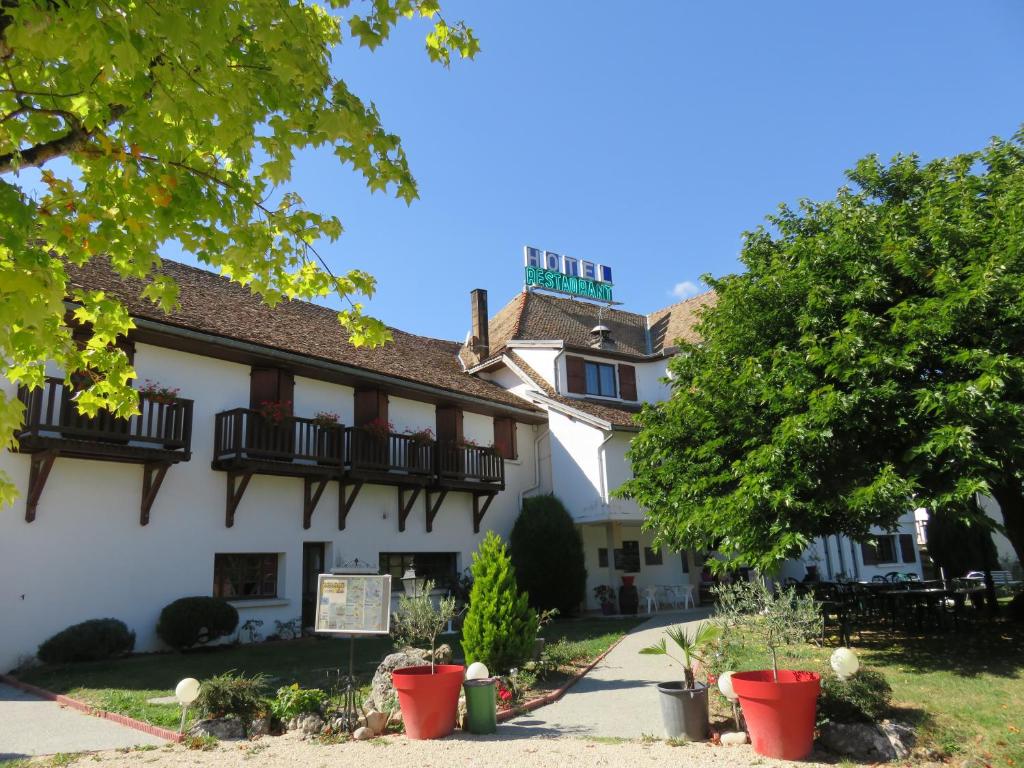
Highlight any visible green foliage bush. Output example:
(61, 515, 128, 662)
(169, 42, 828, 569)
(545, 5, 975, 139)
(156, 596, 239, 650)
(270, 683, 328, 720)
(509, 495, 587, 615)
(818, 668, 893, 724)
(37, 618, 135, 664)
(462, 532, 539, 673)
(195, 670, 269, 721)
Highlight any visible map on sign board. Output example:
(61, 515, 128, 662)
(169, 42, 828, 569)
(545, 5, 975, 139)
(315, 574, 392, 635)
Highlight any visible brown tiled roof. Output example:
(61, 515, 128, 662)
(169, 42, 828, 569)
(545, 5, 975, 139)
(505, 351, 640, 430)
(66, 258, 541, 413)
(647, 291, 716, 351)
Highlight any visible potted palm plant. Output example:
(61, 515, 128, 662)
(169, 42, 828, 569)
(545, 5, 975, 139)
(714, 580, 823, 760)
(639, 622, 721, 741)
(390, 580, 463, 740)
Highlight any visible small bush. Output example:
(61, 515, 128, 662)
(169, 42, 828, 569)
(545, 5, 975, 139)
(269, 683, 328, 720)
(156, 597, 238, 650)
(510, 495, 587, 615)
(818, 668, 892, 724)
(542, 640, 590, 668)
(37, 618, 135, 664)
(195, 670, 269, 721)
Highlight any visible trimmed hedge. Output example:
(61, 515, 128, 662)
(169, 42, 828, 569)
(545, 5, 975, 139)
(510, 494, 587, 615)
(37, 618, 135, 664)
(157, 596, 238, 650)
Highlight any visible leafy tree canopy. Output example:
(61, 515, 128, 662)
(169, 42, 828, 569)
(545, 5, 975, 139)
(0, 0, 478, 504)
(618, 132, 1024, 571)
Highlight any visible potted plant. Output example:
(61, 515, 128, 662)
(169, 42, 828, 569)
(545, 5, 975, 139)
(312, 411, 341, 464)
(619, 574, 639, 615)
(390, 579, 463, 740)
(139, 379, 180, 405)
(714, 580, 823, 760)
(594, 585, 617, 615)
(403, 427, 434, 471)
(639, 621, 721, 741)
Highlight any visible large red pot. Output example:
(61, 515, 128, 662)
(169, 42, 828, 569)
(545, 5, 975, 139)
(731, 670, 820, 760)
(392, 664, 465, 739)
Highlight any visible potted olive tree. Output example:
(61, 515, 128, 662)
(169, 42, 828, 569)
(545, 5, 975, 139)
(390, 581, 463, 740)
(639, 622, 720, 741)
(714, 580, 823, 760)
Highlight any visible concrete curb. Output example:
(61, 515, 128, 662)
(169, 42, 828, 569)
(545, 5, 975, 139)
(1, 673, 182, 743)
(495, 633, 627, 723)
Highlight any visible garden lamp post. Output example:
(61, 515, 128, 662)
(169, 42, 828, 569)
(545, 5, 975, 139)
(175, 677, 201, 733)
(830, 647, 860, 681)
(401, 566, 427, 597)
(718, 670, 741, 731)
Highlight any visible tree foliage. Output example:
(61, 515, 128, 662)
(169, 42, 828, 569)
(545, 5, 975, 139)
(0, 0, 478, 504)
(509, 494, 587, 615)
(619, 132, 1024, 570)
(461, 532, 538, 674)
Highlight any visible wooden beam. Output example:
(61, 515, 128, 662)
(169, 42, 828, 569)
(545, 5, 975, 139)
(140, 462, 170, 526)
(397, 486, 422, 533)
(338, 479, 363, 530)
(425, 489, 448, 533)
(225, 470, 253, 528)
(472, 491, 496, 534)
(25, 451, 57, 522)
(303, 476, 330, 529)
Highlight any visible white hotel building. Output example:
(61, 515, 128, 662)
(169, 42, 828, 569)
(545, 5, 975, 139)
(0, 256, 922, 670)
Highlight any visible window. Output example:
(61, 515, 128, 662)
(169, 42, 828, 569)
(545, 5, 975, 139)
(614, 540, 641, 573)
(213, 553, 279, 600)
(584, 361, 617, 398)
(598, 548, 608, 567)
(899, 534, 916, 563)
(644, 547, 663, 566)
(861, 535, 898, 566)
(379, 552, 458, 590)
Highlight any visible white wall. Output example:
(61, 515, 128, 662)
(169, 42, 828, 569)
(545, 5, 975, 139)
(0, 342, 538, 671)
(547, 411, 606, 522)
(508, 347, 559, 390)
(978, 495, 1022, 573)
(634, 359, 671, 404)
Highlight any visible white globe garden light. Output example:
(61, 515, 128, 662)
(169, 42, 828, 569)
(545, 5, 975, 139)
(830, 647, 860, 681)
(717, 671, 737, 701)
(466, 662, 490, 680)
(175, 677, 201, 705)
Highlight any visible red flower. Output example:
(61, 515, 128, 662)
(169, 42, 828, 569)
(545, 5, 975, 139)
(498, 688, 513, 703)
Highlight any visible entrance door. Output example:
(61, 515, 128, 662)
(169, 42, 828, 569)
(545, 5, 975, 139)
(302, 542, 326, 629)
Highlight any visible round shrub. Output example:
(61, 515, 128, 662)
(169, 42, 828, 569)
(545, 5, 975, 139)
(195, 670, 269, 721)
(510, 494, 586, 615)
(37, 618, 135, 664)
(156, 596, 238, 650)
(818, 668, 892, 724)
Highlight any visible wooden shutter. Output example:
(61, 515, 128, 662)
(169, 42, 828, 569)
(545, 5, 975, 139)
(436, 405, 463, 445)
(250, 368, 294, 410)
(493, 417, 517, 459)
(618, 364, 637, 400)
(899, 534, 916, 563)
(565, 355, 586, 394)
(354, 388, 388, 427)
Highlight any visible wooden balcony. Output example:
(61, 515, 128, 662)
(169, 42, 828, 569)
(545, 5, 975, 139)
(343, 427, 434, 484)
(435, 443, 505, 491)
(212, 408, 343, 473)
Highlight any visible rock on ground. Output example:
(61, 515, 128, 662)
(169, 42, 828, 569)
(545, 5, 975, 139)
(366, 644, 453, 712)
(818, 720, 915, 761)
(188, 717, 246, 741)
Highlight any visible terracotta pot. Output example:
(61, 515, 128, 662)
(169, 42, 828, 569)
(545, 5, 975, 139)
(731, 670, 820, 760)
(392, 664, 465, 739)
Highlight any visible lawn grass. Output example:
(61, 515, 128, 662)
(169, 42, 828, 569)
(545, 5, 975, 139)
(15, 616, 643, 730)
(712, 619, 1024, 766)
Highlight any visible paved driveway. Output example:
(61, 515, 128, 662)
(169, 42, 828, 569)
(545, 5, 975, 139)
(506, 608, 715, 739)
(0, 683, 167, 759)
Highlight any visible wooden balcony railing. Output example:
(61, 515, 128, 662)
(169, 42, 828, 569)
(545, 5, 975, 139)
(17, 377, 193, 452)
(344, 427, 434, 476)
(436, 442, 505, 486)
(213, 409, 344, 465)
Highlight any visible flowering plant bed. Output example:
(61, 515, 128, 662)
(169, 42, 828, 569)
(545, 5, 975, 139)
(360, 417, 394, 439)
(257, 399, 293, 424)
(312, 411, 340, 428)
(139, 380, 180, 404)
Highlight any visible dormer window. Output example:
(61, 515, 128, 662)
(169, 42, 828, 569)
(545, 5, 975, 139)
(584, 361, 617, 398)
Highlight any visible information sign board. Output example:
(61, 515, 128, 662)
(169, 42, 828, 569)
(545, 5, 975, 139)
(315, 573, 392, 635)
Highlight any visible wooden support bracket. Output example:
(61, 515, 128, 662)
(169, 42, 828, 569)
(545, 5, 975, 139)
(472, 491, 496, 534)
(225, 470, 253, 528)
(425, 489, 448, 533)
(303, 476, 330, 530)
(397, 486, 423, 533)
(338, 480, 363, 530)
(140, 462, 170, 526)
(25, 451, 57, 523)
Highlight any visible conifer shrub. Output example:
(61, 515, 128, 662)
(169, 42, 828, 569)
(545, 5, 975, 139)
(461, 532, 539, 673)
(37, 618, 135, 664)
(157, 596, 238, 650)
(510, 494, 586, 615)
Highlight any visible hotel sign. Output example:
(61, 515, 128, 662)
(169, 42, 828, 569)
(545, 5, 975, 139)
(523, 246, 614, 302)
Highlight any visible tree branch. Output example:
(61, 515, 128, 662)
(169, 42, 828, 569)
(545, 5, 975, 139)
(0, 103, 125, 173)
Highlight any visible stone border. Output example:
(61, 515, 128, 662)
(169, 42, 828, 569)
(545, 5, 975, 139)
(495, 633, 626, 723)
(0, 673, 183, 743)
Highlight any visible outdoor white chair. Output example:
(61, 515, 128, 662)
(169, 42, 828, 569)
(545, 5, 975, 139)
(660, 584, 681, 608)
(643, 586, 659, 614)
(678, 584, 696, 609)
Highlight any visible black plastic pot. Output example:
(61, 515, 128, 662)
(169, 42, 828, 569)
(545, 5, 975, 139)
(655, 681, 709, 741)
(618, 583, 639, 615)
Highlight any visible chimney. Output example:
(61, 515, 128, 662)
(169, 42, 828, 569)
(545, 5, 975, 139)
(590, 324, 615, 350)
(470, 288, 490, 359)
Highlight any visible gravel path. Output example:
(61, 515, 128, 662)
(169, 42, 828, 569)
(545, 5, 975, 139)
(83, 731, 831, 768)
(0, 684, 166, 760)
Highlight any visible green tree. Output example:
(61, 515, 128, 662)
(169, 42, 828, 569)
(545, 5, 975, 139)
(461, 531, 538, 674)
(509, 495, 587, 615)
(618, 132, 1024, 571)
(0, 1, 479, 504)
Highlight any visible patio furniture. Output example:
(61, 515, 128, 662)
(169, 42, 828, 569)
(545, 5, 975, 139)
(643, 586, 659, 614)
